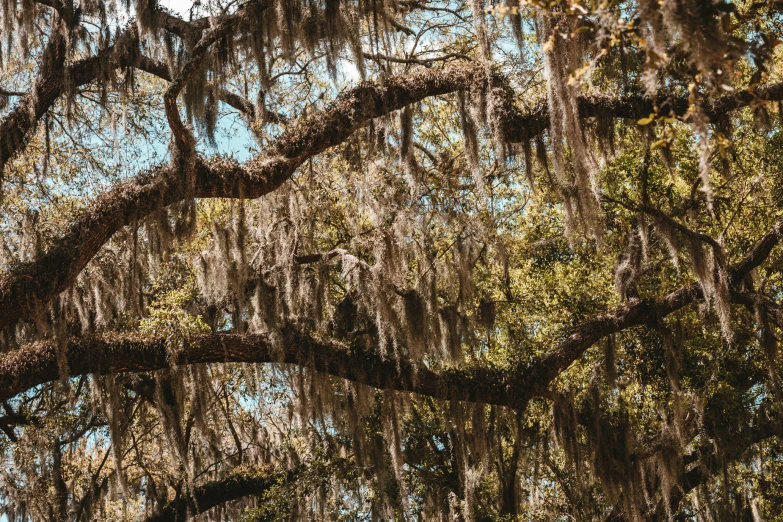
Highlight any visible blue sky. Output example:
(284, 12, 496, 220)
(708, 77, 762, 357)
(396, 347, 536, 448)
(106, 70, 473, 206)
(161, 0, 192, 14)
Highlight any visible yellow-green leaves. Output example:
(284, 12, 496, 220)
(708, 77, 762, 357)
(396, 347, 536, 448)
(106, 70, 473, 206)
(637, 113, 656, 126)
(139, 272, 210, 353)
(650, 138, 669, 151)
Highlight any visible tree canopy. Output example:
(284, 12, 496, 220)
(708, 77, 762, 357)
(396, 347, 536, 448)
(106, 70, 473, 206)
(1, 0, 783, 520)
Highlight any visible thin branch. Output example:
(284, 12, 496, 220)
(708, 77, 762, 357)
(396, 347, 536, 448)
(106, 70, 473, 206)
(163, 3, 266, 153)
(0, 88, 27, 97)
(362, 51, 473, 67)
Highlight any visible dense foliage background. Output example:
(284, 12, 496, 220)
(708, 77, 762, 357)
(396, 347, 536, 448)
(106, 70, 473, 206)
(1, 0, 783, 520)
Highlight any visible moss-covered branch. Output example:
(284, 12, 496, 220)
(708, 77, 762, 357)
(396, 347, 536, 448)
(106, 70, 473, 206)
(144, 464, 300, 522)
(0, 328, 530, 407)
(0, 63, 495, 333)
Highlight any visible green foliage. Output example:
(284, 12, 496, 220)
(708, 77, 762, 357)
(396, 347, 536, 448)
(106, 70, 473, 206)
(1, 0, 783, 520)
(139, 264, 211, 350)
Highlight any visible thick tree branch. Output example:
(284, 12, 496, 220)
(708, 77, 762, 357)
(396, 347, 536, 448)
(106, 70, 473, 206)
(2, 209, 782, 405)
(0, 330, 527, 407)
(502, 82, 783, 142)
(0, 64, 495, 333)
(0, 15, 67, 177)
(521, 218, 783, 397)
(143, 456, 351, 522)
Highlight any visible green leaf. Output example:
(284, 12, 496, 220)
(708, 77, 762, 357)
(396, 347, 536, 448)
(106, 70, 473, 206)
(637, 113, 656, 125)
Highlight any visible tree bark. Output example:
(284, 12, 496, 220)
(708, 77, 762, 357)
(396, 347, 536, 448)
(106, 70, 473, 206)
(143, 465, 302, 522)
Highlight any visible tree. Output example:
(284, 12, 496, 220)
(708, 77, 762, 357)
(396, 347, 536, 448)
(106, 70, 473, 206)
(0, 0, 782, 519)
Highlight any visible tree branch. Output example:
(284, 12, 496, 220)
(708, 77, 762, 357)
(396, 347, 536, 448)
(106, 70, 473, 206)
(135, 55, 267, 122)
(163, 1, 267, 153)
(605, 408, 781, 522)
(143, 464, 302, 522)
(0, 6, 250, 178)
(521, 218, 783, 398)
(362, 52, 473, 67)
(0, 13, 68, 177)
(144, 455, 352, 521)
(501, 82, 783, 143)
(2, 208, 782, 405)
(0, 63, 495, 333)
(0, 88, 27, 97)
(0, 330, 527, 408)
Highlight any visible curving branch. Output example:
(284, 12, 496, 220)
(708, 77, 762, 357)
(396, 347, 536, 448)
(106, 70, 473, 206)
(134, 55, 260, 121)
(0, 63, 497, 333)
(4, 9, 783, 187)
(0, 6, 256, 179)
(520, 218, 783, 398)
(2, 213, 782, 406)
(0, 24, 156, 177)
(0, 329, 527, 407)
(3, 2, 782, 182)
(162, 0, 269, 153)
(0, 14, 67, 177)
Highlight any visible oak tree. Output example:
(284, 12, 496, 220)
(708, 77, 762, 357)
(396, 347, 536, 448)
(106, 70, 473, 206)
(1, 0, 783, 520)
